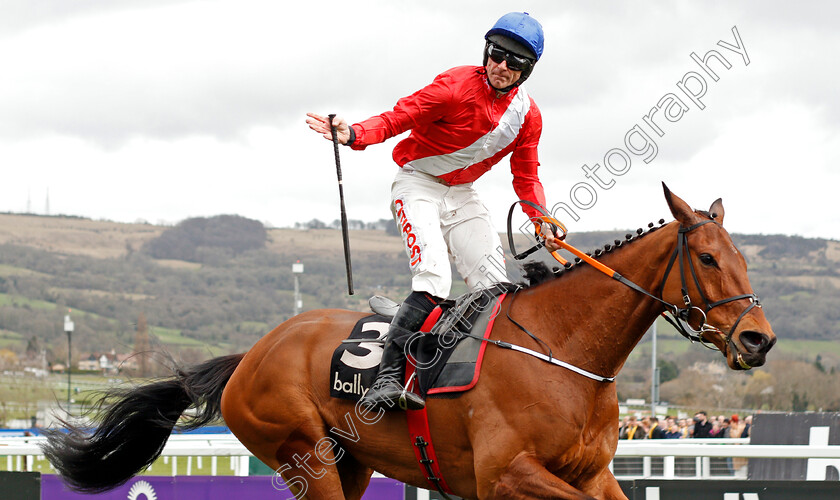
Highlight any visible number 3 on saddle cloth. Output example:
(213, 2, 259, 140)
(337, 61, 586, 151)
(329, 285, 514, 402)
(329, 286, 513, 497)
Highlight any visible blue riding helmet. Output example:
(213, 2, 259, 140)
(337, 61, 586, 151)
(485, 12, 544, 61)
(483, 12, 544, 91)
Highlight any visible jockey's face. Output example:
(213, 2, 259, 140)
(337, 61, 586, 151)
(485, 56, 522, 90)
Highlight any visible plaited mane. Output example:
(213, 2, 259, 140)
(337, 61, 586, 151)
(519, 218, 670, 288)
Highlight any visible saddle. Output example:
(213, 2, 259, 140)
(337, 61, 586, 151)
(329, 285, 514, 402)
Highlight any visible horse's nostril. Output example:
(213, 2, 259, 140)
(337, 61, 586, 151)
(740, 330, 772, 353)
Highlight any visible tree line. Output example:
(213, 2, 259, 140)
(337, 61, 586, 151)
(0, 214, 837, 412)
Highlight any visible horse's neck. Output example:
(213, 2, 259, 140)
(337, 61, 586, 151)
(524, 225, 678, 378)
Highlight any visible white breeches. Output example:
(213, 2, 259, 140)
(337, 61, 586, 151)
(390, 167, 509, 298)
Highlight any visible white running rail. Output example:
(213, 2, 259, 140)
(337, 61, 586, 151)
(2, 435, 840, 479)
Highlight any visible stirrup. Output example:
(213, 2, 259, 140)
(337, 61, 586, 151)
(399, 371, 418, 411)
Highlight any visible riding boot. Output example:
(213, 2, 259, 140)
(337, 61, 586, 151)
(360, 293, 438, 411)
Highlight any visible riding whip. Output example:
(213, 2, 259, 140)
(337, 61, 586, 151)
(328, 114, 354, 295)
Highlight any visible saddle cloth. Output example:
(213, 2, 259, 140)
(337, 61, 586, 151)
(328, 289, 509, 401)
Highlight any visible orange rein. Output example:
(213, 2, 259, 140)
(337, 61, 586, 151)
(506, 200, 617, 278)
(549, 238, 617, 278)
(507, 200, 717, 348)
(509, 201, 760, 370)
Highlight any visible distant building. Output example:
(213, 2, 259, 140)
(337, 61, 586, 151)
(99, 354, 112, 371)
(23, 366, 48, 378)
(76, 350, 135, 374)
(78, 355, 99, 371)
(114, 353, 139, 373)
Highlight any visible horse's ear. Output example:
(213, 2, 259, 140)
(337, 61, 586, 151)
(662, 182, 699, 226)
(709, 198, 725, 224)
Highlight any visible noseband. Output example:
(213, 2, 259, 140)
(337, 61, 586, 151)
(657, 219, 762, 368)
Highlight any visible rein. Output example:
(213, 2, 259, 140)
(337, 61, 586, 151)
(506, 200, 762, 373)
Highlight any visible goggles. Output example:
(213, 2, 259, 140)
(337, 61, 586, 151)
(487, 43, 534, 72)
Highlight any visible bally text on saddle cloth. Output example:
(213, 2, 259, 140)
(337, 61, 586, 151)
(330, 314, 391, 400)
(329, 291, 507, 402)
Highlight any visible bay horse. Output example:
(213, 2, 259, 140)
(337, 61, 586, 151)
(43, 185, 776, 499)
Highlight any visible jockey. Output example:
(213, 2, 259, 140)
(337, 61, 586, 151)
(307, 12, 562, 411)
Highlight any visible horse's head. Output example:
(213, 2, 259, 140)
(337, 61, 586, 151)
(661, 183, 776, 370)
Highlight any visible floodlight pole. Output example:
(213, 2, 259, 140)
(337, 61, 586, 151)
(64, 314, 74, 409)
(650, 321, 659, 417)
(293, 261, 304, 316)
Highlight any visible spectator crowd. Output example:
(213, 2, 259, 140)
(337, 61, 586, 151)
(618, 411, 753, 439)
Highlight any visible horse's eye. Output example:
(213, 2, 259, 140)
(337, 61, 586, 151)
(699, 253, 717, 267)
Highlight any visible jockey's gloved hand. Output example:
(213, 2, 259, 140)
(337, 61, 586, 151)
(533, 215, 567, 242)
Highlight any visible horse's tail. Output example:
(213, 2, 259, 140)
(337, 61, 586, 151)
(41, 353, 245, 493)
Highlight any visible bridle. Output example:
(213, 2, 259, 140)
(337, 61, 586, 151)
(657, 219, 761, 368)
(507, 201, 762, 370)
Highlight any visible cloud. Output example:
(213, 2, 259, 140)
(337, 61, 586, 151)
(0, 1, 491, 147)
(0, 0, 837, 241)
(0, 2, 319, 146)
(0, 0, 184, 37)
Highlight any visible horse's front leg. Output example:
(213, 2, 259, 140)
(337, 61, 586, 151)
(578, 467, 628, 500)
(477, 451, 602, 500)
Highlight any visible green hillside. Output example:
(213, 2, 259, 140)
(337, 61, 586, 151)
(0, 212, 838, 412)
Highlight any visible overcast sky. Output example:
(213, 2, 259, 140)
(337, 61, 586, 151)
(1, 1, 838, 240)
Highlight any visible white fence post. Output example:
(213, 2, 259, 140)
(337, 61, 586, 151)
(663, 456, 675, 479)
(237, 456, 249, 477)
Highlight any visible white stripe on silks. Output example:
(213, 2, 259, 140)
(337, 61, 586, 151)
(406, 89, 531, 177)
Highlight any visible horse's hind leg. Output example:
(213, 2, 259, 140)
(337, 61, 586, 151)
(336, 451, 374, 500)
(254, 428, 371, 500)
(226, 403, 351, 499)
(254, 423, 350, 500)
